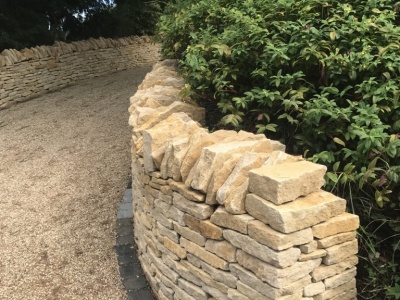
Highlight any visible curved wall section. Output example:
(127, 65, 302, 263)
(129, 60, 359, 300)
(0, 36, 160, 110)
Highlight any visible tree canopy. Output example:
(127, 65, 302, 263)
(0, 0, 163, 51)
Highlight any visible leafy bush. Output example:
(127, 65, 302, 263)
(157, 0, 400, 298)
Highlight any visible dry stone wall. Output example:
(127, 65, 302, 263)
(0, 36, 160, 110)
(129, 59, 360, 300)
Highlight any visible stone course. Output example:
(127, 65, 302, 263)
(129, 59, 359, 299)
(0, 36, 160, 110)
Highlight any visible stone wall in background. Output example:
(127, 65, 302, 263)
(0, 36, 161, 110)
(129, 60, 360, 300)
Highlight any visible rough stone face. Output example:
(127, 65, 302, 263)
(236, 250, 322, 288)
(248, 161, 327, 205)
(160, 137, 189, 179)
(180, 238, 229, 270)
(312, 213, 360, 239)
(324, 267, 357, 289)
(142, 113, 201, 173)
(311, 255, 358, 282)
(223, 229, 301, 268)
(245, 191, 346, 233)
(323, 240, 358, 265)
(248, 220, 313, 251)
(303, 282, 326, 297)
(173, 192, 213, 220)
(178, 278, 208, 300)
(298, 249, 327, 262)
(173, 223, 206, 246)
(186, 139, 273, 193)
(262, 151, 303, 166)
(316, 232, 356, 249)
(210, 207, 254, 234)
(205, 240, 237, 263)
(199, 220, 223, 240)
(313, 279, 356, 300)
(169, 179, 205, 202)
(217, 151, 270, 214)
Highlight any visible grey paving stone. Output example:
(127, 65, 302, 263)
(123, 189, 133, 203)
(117, 205, 133, 219)
(117, 235, 134, 245)
(128, 287, 154, 300)
(116, 244, 135, 255)
(120, 262, 144, 278)
(118, 254, 140, 265)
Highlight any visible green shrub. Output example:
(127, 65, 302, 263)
(157, 0, 400, 298)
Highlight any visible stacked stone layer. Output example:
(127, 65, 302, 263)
(129, 60, 359, 300)
(0, 36, 160, 110)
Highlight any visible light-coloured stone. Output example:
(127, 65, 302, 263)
(262, 151, 303, 166)
(248, 220, 313, 251)
(324, 267, 357, 289)
(162, 255, 203, 286)
(227, 289, 251, 300)
(169, 179, 205, 202)
(200, 261, 238, 288)
(323, 239, 358, 265)
(142, 113, 200, 173)
(303, 282, 325, 297)
(187, 139, 273, 193)
(223, 229, 301, 268)
(314, 279, 356, 300)
(160, 137, 189, 179)
(180, 238, 229, 270)
(205, 240, 236, 262)
(231, 263, 312, 299)
(317, 231, 356, 249)
(163, 237, 187, 259)
(199, 220, 223, 240)
(249, 161, 327, 204)
(174, 286, 197, 300)
(210, 207, 254, 234)
(236, 281, 268, 300)
(217, 151, 270, 214)
(183, 214, 201, 233)
(173, 223, 206, 246)
(298, 249, 327, 261)
(311, 255, 358, 282)
(173, 192, 213, 220)
(312, 213, 360, 239)
(245, 191, 346, 233)
(178, 278, 208, 300)
(236, 250, 321, 288)
(299, 241, 318, 254)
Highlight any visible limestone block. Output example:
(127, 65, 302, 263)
(249, 161, 327, 205)
(142, 113, 200, 173)
(276, 290, 303, 299)
(187, 139, 273, 193)
(324, 267, 357, 289)
(199, 220, 223, 240)
(169, 179, 205, 202)
(178, 278, 208, 300)
(162, 255, 203, 286)
(128, 106, 156, 127)
(202, 285, 229, 300)
(205, 240, 237, 263)
(165, 206, 186, 226)
(248, 220, 313, 251)
(262, 151, 303, 166)
(210, 207, 254, 234)
(317, 232, 356, 249)
(173, 192, 213, 220)
(230, 264, 311, 299)
(174, 286, 197, 300)
(312, 213, 360, 239)
(298, 249, 327, 262)
(313, 279, 356, 300)
(227, 289, 251, 300)
(187, 254, 203, 268)
(179, 130, 237, 181)
(180, 238, 229, 270)
(160, 137, 189, 179)
(200, 260, 238, 288)
(223, 229, 301, 268)
(245, 191, 346, 234)
(323, 239, 358, 265)
(181, 259, 230, 293)
(183, 214, 201, 233)
(138, 101, 205, 133)
(156, 222, 179, 243)
(236, 250, 322, 288)
(163, 237, 187, 259)
(236, 281, 268, 300)
(173, 223, 206, 246)
(299, 241, 318, 254)
(217, 152, 270, 214)
(303, 282, 325, 297)
(311, 255, 358, 282)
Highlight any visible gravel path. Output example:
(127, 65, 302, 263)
(0, 65, 152, 300)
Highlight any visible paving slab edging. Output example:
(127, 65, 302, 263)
(116, 179, 155, 300)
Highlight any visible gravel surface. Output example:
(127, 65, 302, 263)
(0, 65, 152, 300)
